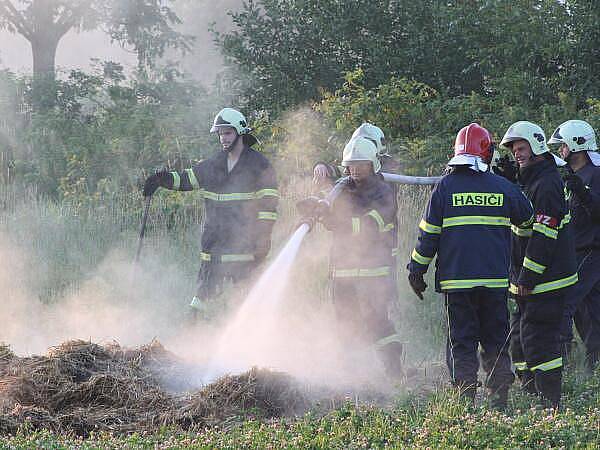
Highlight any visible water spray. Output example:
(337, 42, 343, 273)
(202, 223, 311, 382)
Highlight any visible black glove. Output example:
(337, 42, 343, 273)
(564, 172, 590, 202)
(492, 155, 518, 183)
(143, 174, 160, 197)
(142, 168, 170, 197)
(408, 272, 427, 300)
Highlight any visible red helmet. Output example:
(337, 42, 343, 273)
(454, 123, 494, 162)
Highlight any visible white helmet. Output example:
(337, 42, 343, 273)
(501, 120, 566, 166)
(210, 108, 251, 135)
(351, 123, 386, 156)
(341, 137, 381, 173)
(548, 120, 597, 152)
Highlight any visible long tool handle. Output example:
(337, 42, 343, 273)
(135, 196, 152, 263)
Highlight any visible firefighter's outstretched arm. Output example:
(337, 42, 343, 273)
(143, 165, 205, 196)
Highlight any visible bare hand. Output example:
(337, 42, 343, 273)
(517, 285, 533, 296)
(313, 164, 329, 184)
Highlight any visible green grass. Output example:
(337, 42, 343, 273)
(2, 371, 600, 449)
(2, 183, 597, 448)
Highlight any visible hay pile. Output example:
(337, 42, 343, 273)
(0, 340, 308, 436)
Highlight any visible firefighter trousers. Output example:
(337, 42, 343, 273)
(196, 260, 255, 299)
(331, 275, 404, 377)
(561, 249, 600, 367)
(444, 289, 514, 393)
(510, 293, 565, 407)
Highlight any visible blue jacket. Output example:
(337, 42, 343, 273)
(408, 167, 533, 292)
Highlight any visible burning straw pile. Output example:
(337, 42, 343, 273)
(0, 340, 308, 436)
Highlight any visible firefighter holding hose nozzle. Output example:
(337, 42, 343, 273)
(407, 123, 534, 410)
(297, 137, 404, 379)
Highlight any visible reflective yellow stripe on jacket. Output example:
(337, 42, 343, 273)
(440, 278, 509, 290)
(523, 257, 546, 274)
(419, 219, 441, 234)
(509, 273, 578, 295)
(411, 249, 433, 265)
(442, 216, 510, 228)
(258, 211, 278, 221)
(200, 251, 255, 262)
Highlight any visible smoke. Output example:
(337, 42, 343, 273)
(0, 101, 441, 400)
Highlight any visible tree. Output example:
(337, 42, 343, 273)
(214, 0, 599, 114)
(0, 0, 190, 81)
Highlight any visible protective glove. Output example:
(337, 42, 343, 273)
(142, 168, 171, 197)
(408, 271, 427, 300)
(254, 237, 271, 263)
(297, 216, 317, 231)
(564, 172, 591, 203)
(143, 174, 160, 197)
(492, 155, 518, 183)
(296, 196, 321, 217)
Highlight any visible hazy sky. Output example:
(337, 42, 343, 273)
(0, 0, 243, 86)
(0, 29, 137, 74)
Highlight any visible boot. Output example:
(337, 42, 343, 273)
(534, 369, 562, 409)
(189, 296, 210, 322)
(378, 342, 405, 380)
(454, 380, 477, 406)
(585, 349, 600, 373)
(516, 370, 537, 395)
(561, 341, 573, 368)
(487, 386, 509, 411)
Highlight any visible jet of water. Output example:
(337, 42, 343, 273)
(202, 223, 311, 382)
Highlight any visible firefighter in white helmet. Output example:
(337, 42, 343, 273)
(312, 123, 400, 186)
(549, 120, 600, 369)
(298, 136, 404, 378)
(499, 121, 577, 408)
(143, 107, 279, 319)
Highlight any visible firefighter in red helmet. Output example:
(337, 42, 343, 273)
(407, 123, 533, 409)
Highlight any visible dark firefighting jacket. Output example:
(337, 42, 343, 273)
(510, 159, 578, 297)
(408, 167, 534, 292)
(315, 155, 401, 258)
(569, 162, 600, 253)
(160, 146, 278, 262)
(323, 175, 395, 279)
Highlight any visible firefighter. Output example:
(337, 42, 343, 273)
(500, 121, 578, 408)
(313, 123, 402, 268)
(312, 123, 401, 187)
(143, 108, 279, 316)
(298, 136, 404, 378)
(549, 120, 600, 369)
(407, 123, 534, 409)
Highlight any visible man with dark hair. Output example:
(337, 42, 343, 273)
(500, 121, 578, 408)
(143, 108, 279, 317)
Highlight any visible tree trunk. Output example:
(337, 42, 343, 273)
(31, 34, 59, 81)
(29, 34, 60, 110)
